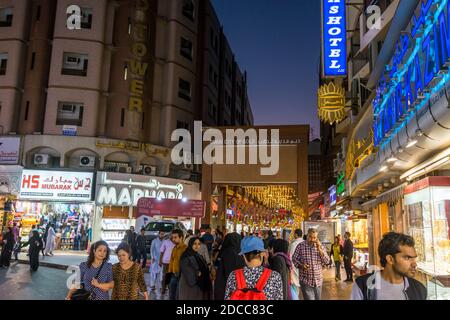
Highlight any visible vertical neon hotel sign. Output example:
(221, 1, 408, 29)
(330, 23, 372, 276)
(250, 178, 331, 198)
(322, 0, 347, 77)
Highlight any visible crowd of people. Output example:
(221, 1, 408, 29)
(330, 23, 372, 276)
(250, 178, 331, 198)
(58, 224, 427, 300)
(1, 221, 427, 300)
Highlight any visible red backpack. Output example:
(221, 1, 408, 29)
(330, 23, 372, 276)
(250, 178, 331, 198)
(229, 268, 272, 300)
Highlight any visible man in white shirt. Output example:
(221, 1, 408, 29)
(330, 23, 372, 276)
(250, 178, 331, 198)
(288, 229, 304, 300)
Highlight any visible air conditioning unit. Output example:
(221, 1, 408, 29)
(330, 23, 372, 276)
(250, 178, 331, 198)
(126, 167, 133, 174)
(34, 154, 50, 165)
(79, 156, 95, 167)
(117, 166, 132, 174)
(142, 165, 156, 176)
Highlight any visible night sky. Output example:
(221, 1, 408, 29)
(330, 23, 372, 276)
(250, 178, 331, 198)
(212, 0, 321, 139)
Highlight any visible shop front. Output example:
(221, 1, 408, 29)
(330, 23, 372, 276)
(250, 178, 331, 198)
(94, 172, 201, 249)
(17, 169, 94, 250)
(404, 177, 450, 300)
(0, 165, 22, 235)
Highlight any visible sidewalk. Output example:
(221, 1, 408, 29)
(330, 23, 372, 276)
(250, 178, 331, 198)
(17, 251, 119, 270)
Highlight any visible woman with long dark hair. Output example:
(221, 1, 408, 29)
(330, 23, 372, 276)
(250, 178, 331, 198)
(269, 239, 292, 300)
(214, 232, 245, 300)
(178, 237, 212, 300)
(65, 240, 114, 300)
(0, 227, 15, 268)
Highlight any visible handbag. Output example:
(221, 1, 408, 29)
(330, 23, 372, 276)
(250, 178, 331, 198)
(71, 261, 106, 300)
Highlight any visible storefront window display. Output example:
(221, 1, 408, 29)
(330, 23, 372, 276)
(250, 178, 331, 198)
(303, 220, 336, 251)
(15, 201, 93, 250)
(404, 177, 450, 300)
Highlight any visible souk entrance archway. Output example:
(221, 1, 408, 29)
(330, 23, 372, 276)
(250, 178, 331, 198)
(201, 125, 309, 236)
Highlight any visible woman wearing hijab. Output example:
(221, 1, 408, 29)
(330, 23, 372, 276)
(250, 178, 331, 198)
(178, 237, 212, 300)
(213, 232, 245, 300)
(22, 230, 44, 271)
(269, 239, 292, 300)
(0, 227, 15, 268)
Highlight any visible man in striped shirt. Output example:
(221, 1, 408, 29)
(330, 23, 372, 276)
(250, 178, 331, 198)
(292, 228, 330, 300)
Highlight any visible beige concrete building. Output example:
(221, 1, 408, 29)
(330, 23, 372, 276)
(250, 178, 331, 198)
(0, 0, 253, 178)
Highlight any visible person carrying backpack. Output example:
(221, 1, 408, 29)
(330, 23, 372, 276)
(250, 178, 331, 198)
(224, 236, 283, 300)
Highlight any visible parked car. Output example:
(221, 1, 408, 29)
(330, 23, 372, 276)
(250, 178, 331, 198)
(144, 220, 187, 253)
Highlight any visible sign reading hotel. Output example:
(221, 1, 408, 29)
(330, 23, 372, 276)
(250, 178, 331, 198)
(0, 137, 20, 164)
(321, 0, 347, 77)
(20, 170, 93, 201)
(95, 172, 201, 207)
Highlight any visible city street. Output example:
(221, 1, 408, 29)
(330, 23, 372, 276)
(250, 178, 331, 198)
(0, 259, 352, 300)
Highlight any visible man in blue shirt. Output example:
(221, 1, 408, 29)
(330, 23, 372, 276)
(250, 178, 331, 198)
(201, 228, 214, 253)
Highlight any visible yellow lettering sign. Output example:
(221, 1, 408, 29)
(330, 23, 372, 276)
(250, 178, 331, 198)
(132, 43, 147, 57)
(129, 97, 143, 112)
(133, 24, 147, 41)
(129, 60, 148, 76)
(317, 82, 346, 124)
(131, 79, 144, 95)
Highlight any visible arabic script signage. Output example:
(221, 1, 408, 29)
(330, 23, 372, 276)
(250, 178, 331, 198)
(137, 198, 205, 218)
(0, 137, 20, 164)
(20, 170, 93, 201)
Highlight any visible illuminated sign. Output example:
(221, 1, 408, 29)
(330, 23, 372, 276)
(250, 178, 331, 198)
(337, 172, 345, 196)
(317, 82, 346, 124)
(321, 0, 347, 77)
(329, 185, 337, 206)
(373, 1, 450, 147)
(20, 170, 93, 201)
(128, 0, 149, 113)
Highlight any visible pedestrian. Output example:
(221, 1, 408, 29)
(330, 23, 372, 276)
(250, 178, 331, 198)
(23, 230, 43, 271)
(198, 237, 211, 267)
(343, 231, 354, 282)
(225, 236, 283, 300)
(13, 236, 22, 261)
(150, 231, 165, 298)
(12, 223, 20, 243)
(112, 242, 149, 300)
(184, 229, 194, 246)
(167, 229, 187, 300)
(269, 239, 292, 300)
(66, 240, 114, 300)
(264, 230, 276, 250)
(135, 228, 147, 269)
(330, 236, 344, 281)
(288, 228, 303, 300)
(159, 233, 175, 297)
(214, 232, 245, 300)
(351, 232, 427, 300)
(178, 237, 212, 300)
(292, 228, 331, 300)
(43, 224, 56, 256)
(200, 227, 214, 254)
(0, 227, 15, 268)
(124, 227, 137, 261)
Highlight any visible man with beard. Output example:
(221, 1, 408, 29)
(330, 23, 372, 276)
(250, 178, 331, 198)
(351, 232, 427, 300)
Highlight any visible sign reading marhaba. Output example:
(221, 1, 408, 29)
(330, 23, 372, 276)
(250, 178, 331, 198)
(128, 0, 150, 138)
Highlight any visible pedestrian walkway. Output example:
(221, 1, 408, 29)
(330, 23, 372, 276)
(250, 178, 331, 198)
(17, 250, 118, 270)
(321, 267, 354, 300)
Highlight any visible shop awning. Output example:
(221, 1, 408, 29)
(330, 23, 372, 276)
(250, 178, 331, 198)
(361, 183, 407, 211)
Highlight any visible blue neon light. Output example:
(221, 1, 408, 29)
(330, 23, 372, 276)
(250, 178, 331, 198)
(373, 0, 450, 149)
(322, 0, 347, 77)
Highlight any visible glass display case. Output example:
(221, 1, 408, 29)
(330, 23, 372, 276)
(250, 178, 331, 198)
(101, 219, 130, 250)
(404, 180, 450, 300)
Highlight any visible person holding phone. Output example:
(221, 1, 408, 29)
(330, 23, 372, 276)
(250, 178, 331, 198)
(292, 228, 330, 300)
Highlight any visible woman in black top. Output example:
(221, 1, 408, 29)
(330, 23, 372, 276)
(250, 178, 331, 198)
(214, 232, 245, 300)
(0, 227, 15, 268)
(23, 230, 44, 271)
(269, 239, 292, 300)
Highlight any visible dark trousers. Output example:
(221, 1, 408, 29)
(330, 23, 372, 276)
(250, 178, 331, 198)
(344, 257, 353, 280)
(0, 249, 12, 267)
(136, 249, 147, 269)
(169, 274, 180, 300)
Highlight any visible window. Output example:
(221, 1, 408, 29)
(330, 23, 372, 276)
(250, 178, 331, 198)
(36, 5, 41, 21)
(0, 53, 7, 75)
(124, 63, 128, 80)
(225, 59, 232, 78)
(30, 52, 36, 70)
(25, 101, 30, 121)
(0, 8, 13, 27)
(178, 78, 191, 101)
(81, 7, 93, 29)
(62, 52, 88, 76)
(182, 0, 195, 21)
(128, 17, 131, 34)
(120, 108, 125, 127)
(180, 37, 193, 60)
(210, 28, 219, 54)
(56, 102, 84, 126)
